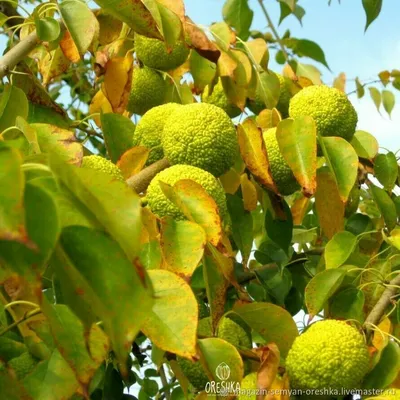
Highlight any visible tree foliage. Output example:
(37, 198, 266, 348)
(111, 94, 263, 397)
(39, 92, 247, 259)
(0, 0, 400, 398)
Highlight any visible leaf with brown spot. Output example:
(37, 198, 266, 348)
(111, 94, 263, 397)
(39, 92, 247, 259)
(32, 124, 83, 164)
(184, 16, 220, 63)
(103, 53, 133, 113)
(240, 173, 258, 211)
(160, 217, 206, 279)
(315, 167, 344, 239)
(142, 270, 198, 358)
(254, 344, 280, 398)
(291, 194, 310, 225)
(160, 179, 223, 247)
(207, 244, 239, 289)
(141, 207, 159, 243)
(116, 146, 149, 179)
(89, 89, 113, 127)
(238, 119, 278, 193)
(39, 47, 71, 86)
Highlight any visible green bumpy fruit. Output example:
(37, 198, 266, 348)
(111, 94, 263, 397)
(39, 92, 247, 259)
(289, 85, 358, 141)
(8, 352, 38, 379)
(239, 372, 257, 400)
(177, 357, 209, 390)
(286, 320, 370, 391)
(217, 317, 252, 349)
(248, 73, 292, 117)
(162, 103, 238, 177)
(201, 80, 242, 118)
(127, 67, 165, 116)
(263, 128, 300, 196)
(81, 155, 124, 182)
(133, 103, 182, 166)
(135, 34, 190, 71)
(146, 165, 228, 221)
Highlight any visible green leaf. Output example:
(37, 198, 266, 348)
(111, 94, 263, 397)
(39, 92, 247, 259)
(23, 350, 80, 399)
(382, 90, 395, 117)
(329, 287, 365, 323)
(369, 87, 382, 112)
(59, 226, 153, 373)
(27, 104, 70, 129)
(374, 152, 398, 191)
(59, 0, 99, 57)
(325, 231, 357, 269)
(279, 1, 305, 26)
(160, 218, 206, 279)
(190, 51, 217, 92)
(222, 0, 254, 40)
(362, 0, 383, 31)
(234, 302, 298, 357)
(0, 12, 7, 28)
(41, 299, 109, 385)
(305, 268, 346, 318)
(0, 84, 29, 132)
(265, 198, 293, 254)
(140, 240, 163, 270)
(286, 38, 329, 69)
(369, 184, 397, 230)
(350, 130, 379, 160)
(101, 113, 136, 163)
(257, 71, 281, 109)
(35, 16, 61, 42)
(210, 22, 234, 52)
(355, 77, 365, 98)
(0, 371, 33, 399)
(203, 253, 229, 330)
(226, 194, 253, 267)
(15, 117, 40, 155)
(320, 136, 359, 202)
(141, 270, 198, 358)
(0, 145, 27, 244)
(276, 116, 317, 196)
(49, 155, 142, 261)
(198, 338, 244, 388)
(363, 341, 400, 389)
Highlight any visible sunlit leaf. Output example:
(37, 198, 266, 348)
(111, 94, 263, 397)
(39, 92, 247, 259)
(325, 231, 357, 269)
(374, 152, 398, 191)
(382, 90, 395, 117)
(0, 84, 29, 133)
(222, 0, 254, 40)
(350, 130, 379, 160)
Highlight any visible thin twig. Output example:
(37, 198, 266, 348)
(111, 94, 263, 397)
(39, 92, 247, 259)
(159, 364, 171, 400)
(0, 308, 42, 336)
(346, 79, 381, 96)
(257, 0, 290, 62)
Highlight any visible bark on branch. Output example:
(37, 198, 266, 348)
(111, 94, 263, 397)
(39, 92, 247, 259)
(364, 273, 400, 329)
(126, 158, 170, 194)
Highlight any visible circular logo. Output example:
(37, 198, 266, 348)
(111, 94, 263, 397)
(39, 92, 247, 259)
(215, 362, 230, 381)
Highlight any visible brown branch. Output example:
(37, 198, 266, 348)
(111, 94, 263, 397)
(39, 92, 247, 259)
(364, 274, 400, 330)
(126, 158, 170, 194)
(0, 30, 39, 79)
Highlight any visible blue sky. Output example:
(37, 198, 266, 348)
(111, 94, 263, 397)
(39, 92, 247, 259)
(186, 0, 400, 151)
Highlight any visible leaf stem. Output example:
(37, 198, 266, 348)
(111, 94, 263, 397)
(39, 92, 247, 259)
(3, 300, 39, 311)
(0, 308, 42, 336)
(159, 364, 171, 400)
(257, 0, 290, 62)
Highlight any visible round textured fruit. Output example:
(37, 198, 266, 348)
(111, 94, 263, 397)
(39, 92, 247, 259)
(217, 317, 252, 349)
(286, 320, 370, 391)
(201, 79, 242, 118)
(239, 372, 257, 400)
(248, 73, 292, 118)
(289, 85, 357, 141)
(146, 165, 228, 221)
(162, 103, 238, 177)
(177, 357, 209, 390)
(135, 34, 190, 71)
(127, 67, 165, 116)
(8, 352, 38, 379)
(133, 103, 182, 166)
(81, 155, 124, 182)
(263, 128, 299, 196)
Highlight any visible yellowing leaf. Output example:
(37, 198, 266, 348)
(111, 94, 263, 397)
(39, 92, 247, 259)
(116, 146, 149, 179)
(237, 118, 278, 193)
(217, 50, 237, 77)
(39, 47, 70, 86)
(59, 30, 80, 62)
(142, 270, 198, 358)
(315, 167, 344, 239)
(103, 53, 133, 113)
(160, 218, 206, 279)
(141, 207, 159, 243)
(333, 72, 346, 92)
(89, 89, 113, 127)
(245, 38, 268, 65)
(255, 344, 280, 392)
(291, 195, 310, 225)
(220, 168, 242, 195)
(256, 109, 281, 130)
(372, 317, 392, 350)
(240, 173, 258, 211)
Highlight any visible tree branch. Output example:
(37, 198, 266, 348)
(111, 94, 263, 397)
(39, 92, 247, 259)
(126, 158, 170, 194)
(257, 0, 290, 62)
(0, 30, 39, 79)
(364, 274, 400, 330)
